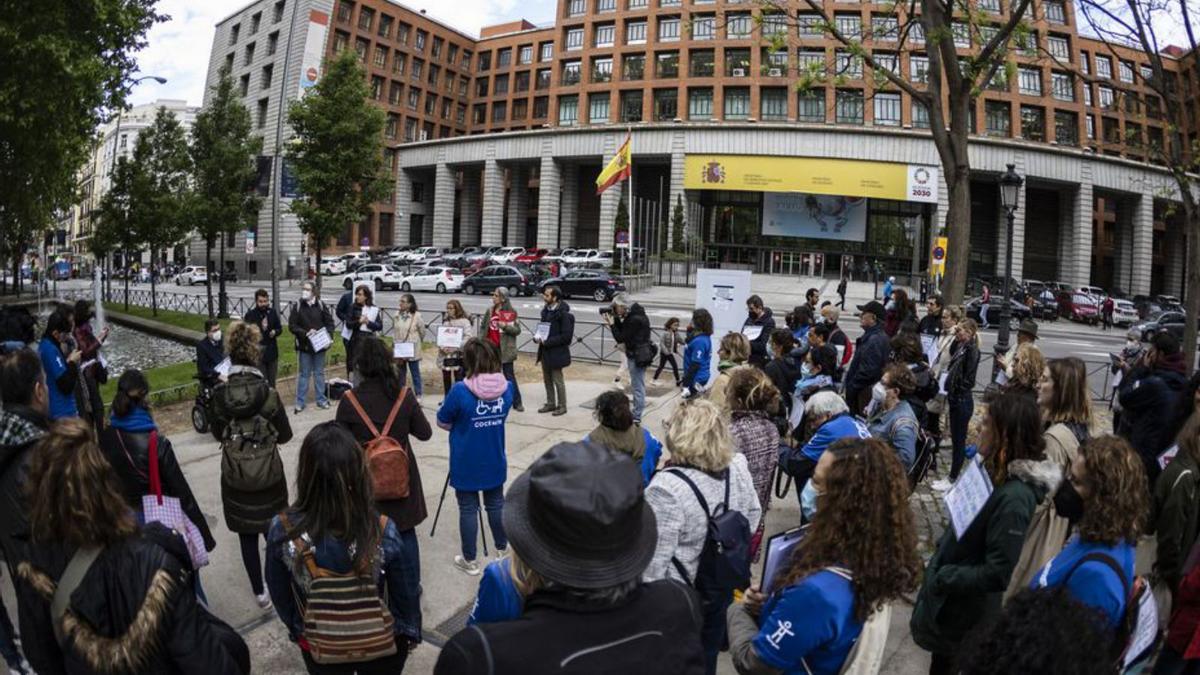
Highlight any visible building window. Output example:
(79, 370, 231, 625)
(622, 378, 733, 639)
(267, 31, 279, 55)
(660, 0, 680, 6)
(626, 20, 647, 44)
(411, 58, 423, 81)
(690, 49, 715, 76)
(760, 87, 787, 120)
(1051, 71, 1074, 101)
(497, 48, 512, 67)
(653, 88, 677, 120)
(1044, 0, 1066, 23)
(519, 45, 533, 64)
(1095, 55, 1112, 79)
(534, 97, 549, 118)
(797, 14, 823, 36)
(408, 88, 420, 109)
(871, 15, 899, 40)
(389, 81, 403, 105)
(431, 37, 443, 59)
(597, 0, 616, 10)
(835, 14, 862, 40)
(371, 76, 384, 100)
(910, 22, 925, 44)
(558, 95, 579, 125)
(873, 52, 898, 75)
(393, 52, 406, 75)
(656, 51, 679, 78)
(910, 54, 929, 83)
(1080, 51, 1090, 73)
(229, 23, 241, 45)
(354, 38, 367, 62)
(257, 98, 269, 128)
(373, 45, 387, 68)
(1085, 114, 1095, 139)
(415, 30, 426, 51)
(951, 22, 970, 47)
(658, 17, 680, 41)
(472, 103, 486, 125)
(589, 93, 610, 122)
(835, 50, 862, 79)
(1054, 110, 1077, 145)
(688, 87, 714, 119)
(723, 87, 750, 119)
(835, 89, 863, 124)
(592, 57, 613, 82)
(1103, 117, 1122, 144)
(536, 68, 551, 89)
(1119, 60, 1135, 82)
(798, 49, 824, 74)
(623, 53, 645, 80)
(874, 92, 900, 126)
(478, 52, 490, 71)
(979, 0, 1000, 11)
(562, 60, 582, 85)
(764, 49, 787, 75)
(762, 14, 787, 38)
(357, 7, 373, 31)
(726, 13, 752, 39)
(912, 100, 930, 128)
(239, 73, 250, 96)
(566, 28, 584, 50)
(397, 23, 409, 45)
(691, 15, 715, 40)
(515, 71, 530, 91)
(1140, 64, 1153, 81)
(512, 99, 528, 119)
(491, 102, 507, 123)
(540, 42, 554, 61)
(985, 100, 1010, 136)
(494, 74, 509, 94)
(725, 49, 750, 76)
(628, 0, 647, 7)
(620, 90, 644, 121)
(1020, 105, 1045, 140)
(797, 89, 824, 122)
(273, 1, 285, 23)
(1018, 67, 1042, 95)
(567, 0, 586, 15)
(1047, 35, 1069, 60)
(1099, 85, 1114, 109)
(245, 42, 256, 65)
(378, 14, 393, 38)
(595, 24, 615, 47)
(385, 114, 398, 139)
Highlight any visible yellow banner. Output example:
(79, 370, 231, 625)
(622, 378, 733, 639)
(930, 236, 948, 276)
(683, 155, 938, 203)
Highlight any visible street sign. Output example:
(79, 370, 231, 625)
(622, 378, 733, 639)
(930, 236, 947, 276)
(615, 230, 630, 249)
(245, 231, 256, 255)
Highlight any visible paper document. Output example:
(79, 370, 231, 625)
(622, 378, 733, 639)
(438, 326, 465, 349)
(359, 306, 380, 331)
(835, 344, 845, 365)
(215, 357, 232, 378)
(994, 370, 1009, 386)
(308, 329, 332, 353)
(761, 527, 808, 595)
(1124, 591, 1159, 667)
(944, 457, 993, 540)
(938, 372, 949, 395)
(534, 322, 551, 342)
(741, 325, 763, 341)
(340, 325, 353, 340)
(394, 342, 416, 359)
(920, 334, 938, 366)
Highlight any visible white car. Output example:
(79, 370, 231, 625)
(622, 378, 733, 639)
(341, 263, 404, 290)
(320, 257, 347, 275)
(399, 266, 464, 293)
(174, 266, 208, 286)
(562, 248, 601, 265)
(1113, 299, 1138, 326)
(466, 246, 502, 262)
(406, 246, 445, 262)
(491, 247, 526, 264)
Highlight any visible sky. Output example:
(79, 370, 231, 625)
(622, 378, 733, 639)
(129, 0, 555, 107)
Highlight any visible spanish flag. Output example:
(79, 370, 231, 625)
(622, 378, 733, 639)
(595, 133, 632, 195)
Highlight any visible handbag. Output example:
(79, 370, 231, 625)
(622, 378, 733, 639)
(128, 431, 210, 568)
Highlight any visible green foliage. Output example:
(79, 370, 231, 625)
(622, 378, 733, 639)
(287, 49, 389, 261)
(615, 195, 630, 233)
(671, 194, 685, 253)
(132, 107, 192, 259)
(0, 0, 165, 279)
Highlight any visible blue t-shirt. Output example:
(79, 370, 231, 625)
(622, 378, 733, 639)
(801, 413, 871, 463)
(1033, 536, 1134, 629)
(38, 337, 77, 420)
(683, 334, 712, 387)
(753, 569, 863, 675)
(437, 381, 513, 491)
(467, 558, 524, 625)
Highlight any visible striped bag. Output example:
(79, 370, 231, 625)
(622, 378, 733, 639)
(285, 515, 397, 665)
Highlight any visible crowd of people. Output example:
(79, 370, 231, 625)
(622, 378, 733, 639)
(2, 275, 1200, 675)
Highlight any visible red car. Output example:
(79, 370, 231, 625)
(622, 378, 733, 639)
(515, 248, 549, 264)
(1057, 291, 1099, 325)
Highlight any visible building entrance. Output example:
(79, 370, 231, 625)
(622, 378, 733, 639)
(767, 250, 825, 276)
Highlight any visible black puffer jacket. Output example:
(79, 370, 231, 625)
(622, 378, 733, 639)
(610, 303, 651, 358)
(537, 301, 575, 370)
(0, 405, 48, 576)
(98, 427, 215, 551)
(1119, 355, 1190, 484)
(16, 523, 249, 675)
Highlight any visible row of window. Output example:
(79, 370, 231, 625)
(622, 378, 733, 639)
(562, 0, 1065, 21)
(227, 1, 287, 46)
(336, 0, 473, 70)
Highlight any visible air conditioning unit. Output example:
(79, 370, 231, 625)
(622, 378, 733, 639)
(732, 68, 746, 77)
(768, 68, 782, 77)
(418, 130, 429, 140)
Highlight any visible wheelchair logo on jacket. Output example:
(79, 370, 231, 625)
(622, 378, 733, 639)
(476, 398, 505, 416)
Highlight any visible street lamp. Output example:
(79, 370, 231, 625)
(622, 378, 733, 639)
(994, 163, 1023, 380)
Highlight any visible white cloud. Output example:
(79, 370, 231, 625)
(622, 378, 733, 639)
(129, 0, 557, 108)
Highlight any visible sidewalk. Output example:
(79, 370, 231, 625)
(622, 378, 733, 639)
(635, 273, 900, 313)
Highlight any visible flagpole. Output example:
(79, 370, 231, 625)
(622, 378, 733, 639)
(627, 127, 634, 276)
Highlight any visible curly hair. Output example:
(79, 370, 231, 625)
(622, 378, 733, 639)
(225, 320, 262, 367)
(1076, 435, 1149, 546)
(727, 366, 780, 414)
(718, 332, 751, 363)
(982, 391, 1046, 484)
(28, 418, 137, 548)
(957, 588, 1118, 675)
(1010, 343, 1046, 391)
(881, 363, 917, 397)
(779, 438, 920, 622)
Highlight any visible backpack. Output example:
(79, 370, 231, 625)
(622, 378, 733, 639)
(344, 388, 411, 500)
(1061, 552, 1159, 673)
(216, 375, 284, 493)
(666, 468, 752, 593)
(281, 513, 398, 665)
(907, 428, 938, 490)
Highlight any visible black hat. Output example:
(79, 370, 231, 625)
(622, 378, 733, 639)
(857, 300, 887, 318)
(1017, 319, 1039, 339)
(503, 441, 657, 589)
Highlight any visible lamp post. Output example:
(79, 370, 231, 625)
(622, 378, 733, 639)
(994, 163, 1023, 381)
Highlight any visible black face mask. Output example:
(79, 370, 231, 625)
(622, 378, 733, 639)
(1053, 479, 1085, 524)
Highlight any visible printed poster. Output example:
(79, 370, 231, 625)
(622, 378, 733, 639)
(762, 192, 868, 242)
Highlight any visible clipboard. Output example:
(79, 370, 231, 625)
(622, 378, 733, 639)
(308, 329, 332, 352)
(741, 325, 764, 341)
(761, 526, 808, 595)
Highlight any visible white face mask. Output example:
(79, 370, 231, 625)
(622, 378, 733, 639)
(1127, 339, 1138, 348)
(211, 330, 222, 342)
(872, 382, 888, 403)
(301, 289, 313, 301)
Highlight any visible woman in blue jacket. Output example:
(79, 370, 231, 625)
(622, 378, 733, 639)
(1032, 434, 1148, 631)
(727, 438, 921, 674)
(682, 308, 714, 397)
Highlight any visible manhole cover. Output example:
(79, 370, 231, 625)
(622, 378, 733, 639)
(426, 601, 475, 647)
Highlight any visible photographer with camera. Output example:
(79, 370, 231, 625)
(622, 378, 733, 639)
(604, 293, 654, 424)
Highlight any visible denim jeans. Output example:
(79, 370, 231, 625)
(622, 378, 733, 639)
(296, 350, 328, 409)
(397, 359, 422, 397)
(979, 303, 990, 328)
(949, 393, 975, 481)
(629, 357, 646, 422)
(456, 486, 507, 561)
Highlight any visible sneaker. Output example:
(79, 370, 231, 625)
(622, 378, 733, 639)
(553, 407, 567, 416)
(538, 404, 556, 413)
(316, 401, 330, 409)
(256, 591, 272, 609)
(454, 555, 481, 576)
(494, 547, 509, 560)
(930, 478, 953, 492)
(513, 402, 525, 412)
(651, 379, 661, 386)
(293, 406, 304, 415)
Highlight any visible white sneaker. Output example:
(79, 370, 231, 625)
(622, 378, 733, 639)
(454, 555, 481, 576)
(651, 379, 661, 386)
(494, 547, 509, 560)
(256, 591, 272, 609)
(930, 478, 953, 492)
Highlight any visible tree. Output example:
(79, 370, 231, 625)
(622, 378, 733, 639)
(758, 0, 1035, 303)
(190, 65, 263, 318)
(94, 157, 144, 312)
(671, 194, 686, 253)
(287, 49, 388, 293)
(131, 107, 192, 316)
(0, 0, 164, 295)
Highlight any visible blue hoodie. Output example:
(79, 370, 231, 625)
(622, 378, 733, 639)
(682, 333, 712, 388)
(38, 337, 77, 420)
(437, 374, 513, 491)
(801, 413, 870, 463)
(468, 558, 524, 625)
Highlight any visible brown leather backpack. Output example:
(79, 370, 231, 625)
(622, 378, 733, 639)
(343, 389, 410, 500)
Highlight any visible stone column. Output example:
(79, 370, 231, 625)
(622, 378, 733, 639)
(394, 169, 413, 245)
(481, 159, 504, 246)
(1165, 225, 1185, 298)
(507, 165, 529, 247)
(432, 162, 455, 247)
(460, 168, 481, 246)
(1057, 188, 1073, 282)
(537, 154, 561, 248)
(560, 164, 580, 248)
(1070, 163, 1094, 287)
(1130, 194, 1154, 296)
(667, 129, 686, 252)
(596, 134, 618, 252)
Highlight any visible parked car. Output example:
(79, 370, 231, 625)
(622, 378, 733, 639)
(339, 252, 371, 271)
(1134, 311, 1193, 342)
(212, 269, 238, 283)
(491, 247, 526, 264)
(1077, 285, 1108, 302)
(341, 263, 405, 290)
(320, 257, 347, 275)
(540, 269, 626, 302)
(515, 248, 549, 264)
(965, 296, 1032, 328)
(441, 247, 472, 261)
(542, 248, 574, 263)
(1028, 294, 1058, 321)
(466, 246, 502, 263)
(174, 266, 208, 286)
(461, 264, 541, 296)
(562, 248, 601, 265)
(1112, 299, 1139, 327)
(399, 266, 464, 293)
(1058, 291, 1100, 325)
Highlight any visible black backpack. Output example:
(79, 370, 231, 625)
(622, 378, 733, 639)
(666, 468, 752, 593)
(908, 428, 938, 490)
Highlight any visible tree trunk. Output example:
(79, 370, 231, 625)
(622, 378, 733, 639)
(941, 170, 973, 306)
(205, 236, 214, 318)
(123, 249, 130, 312)
(150, 249, 158, 316)
(315, 241, 322, 295)
(218, 236, 228, 318)
(1182, 199, 1199, 375)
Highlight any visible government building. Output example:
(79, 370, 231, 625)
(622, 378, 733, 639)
(193, 0, 1200, 297)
